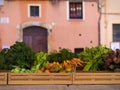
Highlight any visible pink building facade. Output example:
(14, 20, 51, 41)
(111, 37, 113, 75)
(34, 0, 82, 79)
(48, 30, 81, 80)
(0, 0, 99, 53)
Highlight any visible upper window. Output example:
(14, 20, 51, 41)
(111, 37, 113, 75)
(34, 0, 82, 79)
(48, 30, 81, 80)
(28, 4, 41, 17)
(113, 24, 120, 42)
(67, 0, 84, 20)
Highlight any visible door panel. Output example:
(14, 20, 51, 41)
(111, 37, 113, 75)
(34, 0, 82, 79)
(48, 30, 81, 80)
(23, 26, 48, 52)
(23, 35, 32, 49)
(33, 36, 47, 52)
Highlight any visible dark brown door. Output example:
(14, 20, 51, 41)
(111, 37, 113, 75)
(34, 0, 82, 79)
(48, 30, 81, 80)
(23, 26, 48, 52)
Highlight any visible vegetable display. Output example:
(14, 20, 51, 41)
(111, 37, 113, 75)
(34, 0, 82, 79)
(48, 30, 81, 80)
(31, 52, 49, 72)
(47, 48, 78, 63)
(0, 43, 119, 73)
(78, 45, 112, 71)
(105, 49, 120, 71)
(0, 49, 7, 70)
(3, 42, 35, 70)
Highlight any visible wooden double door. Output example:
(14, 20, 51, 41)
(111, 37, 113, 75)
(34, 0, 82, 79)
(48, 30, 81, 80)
(23, 26, 48, 52)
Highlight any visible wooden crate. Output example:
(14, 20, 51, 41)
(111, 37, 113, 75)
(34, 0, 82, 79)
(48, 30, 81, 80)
(8, 73, 72, 85)
(0, 72, 7, 85)
(73, 72, 120, 84)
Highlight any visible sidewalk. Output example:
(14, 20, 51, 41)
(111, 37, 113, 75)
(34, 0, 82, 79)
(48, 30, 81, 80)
(0, 85, 120, 90)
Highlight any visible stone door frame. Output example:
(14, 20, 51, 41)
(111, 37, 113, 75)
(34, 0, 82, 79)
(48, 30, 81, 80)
(17, 21, 52, 53)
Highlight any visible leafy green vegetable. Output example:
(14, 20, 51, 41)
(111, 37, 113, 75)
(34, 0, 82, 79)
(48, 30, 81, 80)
(47, 48, 78, 63)
(104, 49, 120, 71)
(0, 50, 6, 70)
(31, 51, 49, 72)
(4, 42, 35, 70)
(11, 66, 31, 73)
(78, 45, 112, 71)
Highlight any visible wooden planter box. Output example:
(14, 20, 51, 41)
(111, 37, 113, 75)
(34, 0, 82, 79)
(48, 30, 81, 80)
(8, 73, 72, 85)
(8, 72, 120, 85)
(0, 72, 7, 85)
(73, 72, 120, 84)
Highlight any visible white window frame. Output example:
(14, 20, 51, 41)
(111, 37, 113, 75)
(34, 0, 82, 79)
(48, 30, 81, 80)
(66, 0, 85, 20)
(112, 24, 120, 42)
(28, 4, 41, 17)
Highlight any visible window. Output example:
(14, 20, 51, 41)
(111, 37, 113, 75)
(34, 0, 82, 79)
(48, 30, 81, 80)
(113, 24, 120, 42)
(74, 48, 84, 54)
(67, 0, 84, 20)
(28, 4, 41, 17)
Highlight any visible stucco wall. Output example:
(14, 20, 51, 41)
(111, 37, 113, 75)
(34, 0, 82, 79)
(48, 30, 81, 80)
(100, 0, 120, 47)
(0, 1, 21, 49)
(0, 0, 99, 52)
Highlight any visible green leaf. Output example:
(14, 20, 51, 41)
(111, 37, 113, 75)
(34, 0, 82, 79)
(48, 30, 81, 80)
(83, 62, 93, 71)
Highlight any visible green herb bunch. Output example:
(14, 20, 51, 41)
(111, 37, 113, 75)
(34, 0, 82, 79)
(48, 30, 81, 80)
(4, 42, 35, 70)
(78, 45, 112, 71)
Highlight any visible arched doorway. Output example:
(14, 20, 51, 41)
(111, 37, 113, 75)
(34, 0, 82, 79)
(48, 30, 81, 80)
(23, 26, 48, 52)
(17, 21, 52, 53)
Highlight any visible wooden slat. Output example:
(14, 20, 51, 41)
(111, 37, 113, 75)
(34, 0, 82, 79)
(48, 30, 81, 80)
(8, 73, 72, 85)
(73, 72, 120, 84)
(0, 73, 7, 85)
(8, 72, 120, 85)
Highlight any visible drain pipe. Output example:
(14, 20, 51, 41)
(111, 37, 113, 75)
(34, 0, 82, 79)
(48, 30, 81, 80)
(97, 0, 101, 45)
